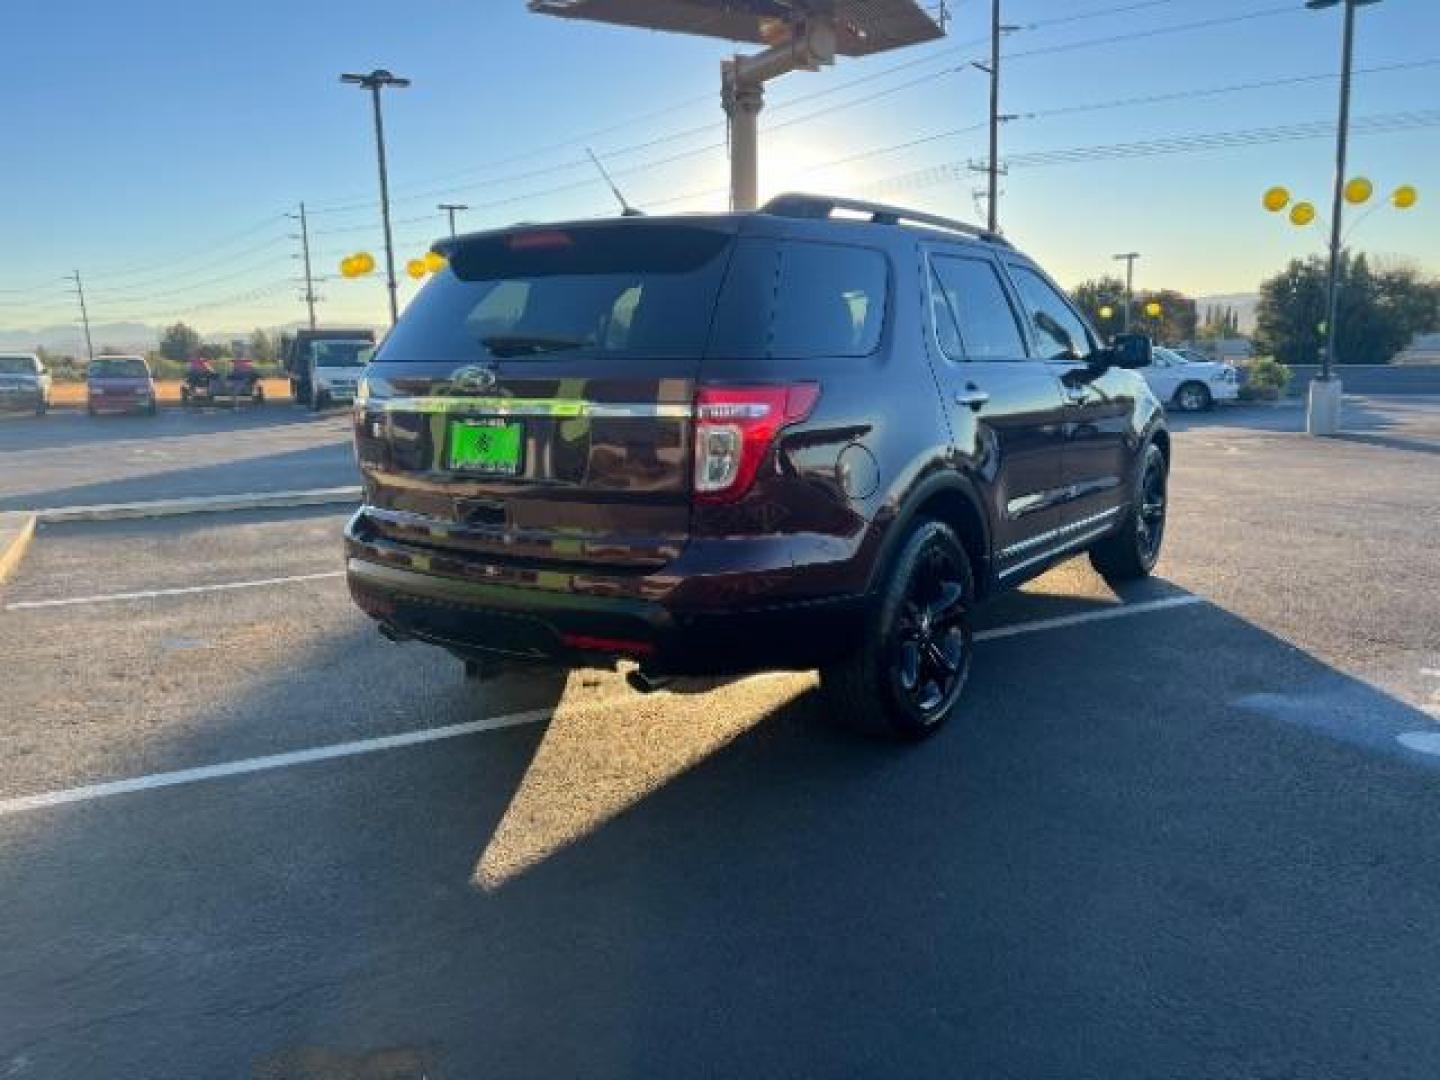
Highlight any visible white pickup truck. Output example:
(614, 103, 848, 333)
(285, 329, 376, 411)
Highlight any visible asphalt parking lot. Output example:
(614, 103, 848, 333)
(0, 405, 355, 511)
(2, 396, 1439, 1078)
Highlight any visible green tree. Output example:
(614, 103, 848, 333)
(248, 329, 279, 364)
(1071, 278, 1197, 344)
(1140, 290, 1198, 345)
(195, 342, 232, 362)
(1071, 276, 1127, 337)
(1255, 252, 1440, 366)
(158, 321, 202, 362)
(1198, 305, 1240, 341)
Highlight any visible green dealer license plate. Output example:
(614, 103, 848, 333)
(448, 419, 524, 475)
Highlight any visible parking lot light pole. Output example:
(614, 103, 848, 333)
(1304, 0, 1382, 435)
(341, 69, 410, 326)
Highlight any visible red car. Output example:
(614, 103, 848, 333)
(87, 355, 158, 416)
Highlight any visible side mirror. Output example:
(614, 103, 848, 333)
(1110, 333, 1153, 369)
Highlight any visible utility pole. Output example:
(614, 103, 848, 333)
(287, 202, 318, 329)
(438, 203, 468, 238)
(67, 270, 95, 362)
(986, 0, 1001, 233)
(341, 69, 410, 325)
(971, 3, 1019, 233)
(1113, 252, 1141, 332)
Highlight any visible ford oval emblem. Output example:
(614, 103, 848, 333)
(452, 365, 498, 392)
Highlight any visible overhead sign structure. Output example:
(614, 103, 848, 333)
(530, 0, 946, 210)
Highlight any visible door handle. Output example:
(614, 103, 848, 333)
(955, 387, 990, 410)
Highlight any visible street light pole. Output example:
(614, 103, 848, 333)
(1305, 0, 1381, 434)
(438, 203, 468, 238)
(1113, 252, 1140, 333)
(341, 69, 410, 326)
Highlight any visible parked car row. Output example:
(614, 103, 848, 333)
(0, 348, 359, 417)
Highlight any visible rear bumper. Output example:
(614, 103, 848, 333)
(345, 545, 867, 677)
(0, 390, 44, 410)
(88, 394, 152, 413)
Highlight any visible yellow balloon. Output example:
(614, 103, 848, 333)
(339, 255, 359, 278)
(1144, 301, 1162, 319)
(1262, 186, 1291, 213)
(423, 250, 447, 274)
(1393, 184, 1419, 210)
(1098, 305, 1114, 321)
(1290, 202, 1316, 227)
(1344, 177, 1373, 205)
(406, 258, 428, 280)
(353, 252, 376, 275)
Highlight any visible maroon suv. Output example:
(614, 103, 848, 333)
(346, 195, 1169, 737)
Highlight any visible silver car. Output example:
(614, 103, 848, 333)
(0, 353, 52, 415)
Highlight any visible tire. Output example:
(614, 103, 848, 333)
(1174, 381, 1212, 412)
(1089, 442, 1168, 582)
(819, 520, 974, 740)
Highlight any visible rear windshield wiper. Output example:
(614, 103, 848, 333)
(480, 334, 587, 358)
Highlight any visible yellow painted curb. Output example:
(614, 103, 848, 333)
(0, 513, 37, 587)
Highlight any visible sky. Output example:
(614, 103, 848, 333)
(1, 0, 1436, 347)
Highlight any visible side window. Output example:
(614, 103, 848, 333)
(1007, 264, 1096, 362)
(930, 255, 1028, 361)
(710, 239, 887, 359)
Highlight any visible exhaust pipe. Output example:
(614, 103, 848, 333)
(626, 667, 673, 694)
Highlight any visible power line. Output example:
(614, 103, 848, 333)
(1016, 58, 1440, 120)
(856, 109, 1440, 197)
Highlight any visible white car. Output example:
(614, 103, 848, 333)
(0, 353, 52, 415)
(1138, 347, 1239, 412)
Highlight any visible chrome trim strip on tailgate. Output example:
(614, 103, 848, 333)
(379, 397, 692, 419)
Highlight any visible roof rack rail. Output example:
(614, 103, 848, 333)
(761, 193, 1009, 246)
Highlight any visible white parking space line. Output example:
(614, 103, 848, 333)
(0, 709, 554, 817)
(973, 594, 1205, 642)
(0, 593, 1208, 817)
(3, 571, 345, 611)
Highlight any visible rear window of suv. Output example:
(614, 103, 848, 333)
(378, 224, 735, 363)
(376, 225, 889, 365)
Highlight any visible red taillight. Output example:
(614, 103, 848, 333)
(561, 633, 655, 657)
(693, 383, 820, 504)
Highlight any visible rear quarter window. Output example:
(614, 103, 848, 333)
(709, 239, 888, 360)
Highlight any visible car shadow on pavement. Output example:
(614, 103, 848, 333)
(4, 584, 1440, 1077)
(0, 404, 341, 455)
(0, 441, 359, 511)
